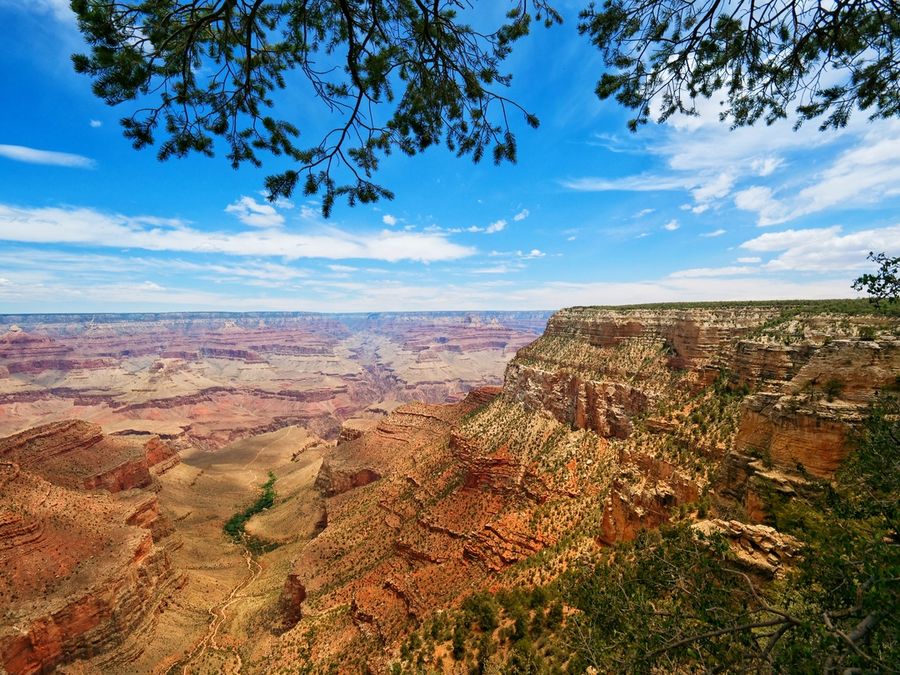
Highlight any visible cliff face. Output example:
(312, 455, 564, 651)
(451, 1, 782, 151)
(733, 339, 900, 477)
(264, 304, 898, 672)
(506, 307, 782, 435)
(0, 423, 179, 674)
(0, 420, 177, 493)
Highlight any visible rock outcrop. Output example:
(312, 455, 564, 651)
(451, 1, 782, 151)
(693, 519, 801, 577)
(733, 338, 900, 478)
(0, 420, 177, 493)
(0, 422, 180, 674)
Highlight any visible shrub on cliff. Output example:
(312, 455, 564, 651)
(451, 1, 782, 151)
(561, 396, 899, 672)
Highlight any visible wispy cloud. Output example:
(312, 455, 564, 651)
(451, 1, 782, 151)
(562, 96, 899, 223)
(0, 203, 476, 263)
(563, 173, 696, 193)
(701, 229, 727, 237)
(663, 219, 680, 231)
(1, 262, 855, 313)
(382, 214, 398, 226)
(513, 209, 530, 222)
(669, 266, 757, 278)
(735, 121, 900, 226)
(0, 144, 94, 168)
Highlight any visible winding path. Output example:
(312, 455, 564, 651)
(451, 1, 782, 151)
(181, 546, 261, 674)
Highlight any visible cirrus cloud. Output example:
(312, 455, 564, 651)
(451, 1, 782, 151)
(0, 144, 94, 168)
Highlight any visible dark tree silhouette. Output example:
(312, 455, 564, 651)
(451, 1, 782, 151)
(71, 1, 899, 214)
(853, 252, 900, 306)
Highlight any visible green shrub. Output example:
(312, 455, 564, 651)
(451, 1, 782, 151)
(823, 377, 844, 401)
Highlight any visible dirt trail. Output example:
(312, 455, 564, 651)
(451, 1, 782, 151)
(181, 546, 261, 674)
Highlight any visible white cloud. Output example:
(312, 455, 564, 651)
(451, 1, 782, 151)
(669, 266, 757, 278)
(382, 214, 398, 226)
(633, 208, 655, 218)
(736, 256, 761, 263)
(0, 249, 862, 313)
(734, 186, 786, 226)
(736, 121, 900, 226)
(424, 218, 506, 235)
(663, 219, 680, 231)
(521, 249, 545, 258)
(564, 98, 899, 221)
(751, 156, 783, 176)
(513, 209, 530, 222)
(740, 224, 900, 272)
(0, 144, 94, 168)
(172, 259, 311, 282)
(257, 191, 294, 210)
(470, 265, 518, 274)
(692, 172, 735, 205)
(701, 229, 727, 237)
(0, 203, 476, 263)
(89, 120, 102, 128)
(225, 196, 285, 228)
(567, 235, 577, 241)
(563, 174, 696, 193)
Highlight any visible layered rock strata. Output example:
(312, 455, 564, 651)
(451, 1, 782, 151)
(0, 423, 179, 674)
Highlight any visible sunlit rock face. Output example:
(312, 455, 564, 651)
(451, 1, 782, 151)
(0, 423, 179, 674)
(3, 304, 897, 673)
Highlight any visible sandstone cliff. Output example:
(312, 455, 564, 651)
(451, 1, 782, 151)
(0, 422, 179, 674)
(4, 303, 896, 673)
(261, 303, 898, 671)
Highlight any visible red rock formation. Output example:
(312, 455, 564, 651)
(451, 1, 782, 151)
(0, 420, 177, 493)
(0, 421, 180, 674)
(599, 452, 699, 544)
(0, 312, 548, 446)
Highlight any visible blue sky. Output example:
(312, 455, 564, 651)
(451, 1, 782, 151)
(1, 0, 898, 313)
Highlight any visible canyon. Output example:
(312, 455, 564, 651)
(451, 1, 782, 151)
(0, 302, 896, 672)
(0, 311, 550, 447)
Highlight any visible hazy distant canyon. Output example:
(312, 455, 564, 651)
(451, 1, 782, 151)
(0, 311, 551, 447)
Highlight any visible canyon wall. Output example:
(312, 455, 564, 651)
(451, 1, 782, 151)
(263, 303, 898, 671)
(0, 423, 179, 674)
(2, 303, 896, 672)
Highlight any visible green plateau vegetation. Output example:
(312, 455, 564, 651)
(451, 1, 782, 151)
(394, 397, 899, 673)
(223, 471, 280, 555)
(571, 298, 900, 316)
